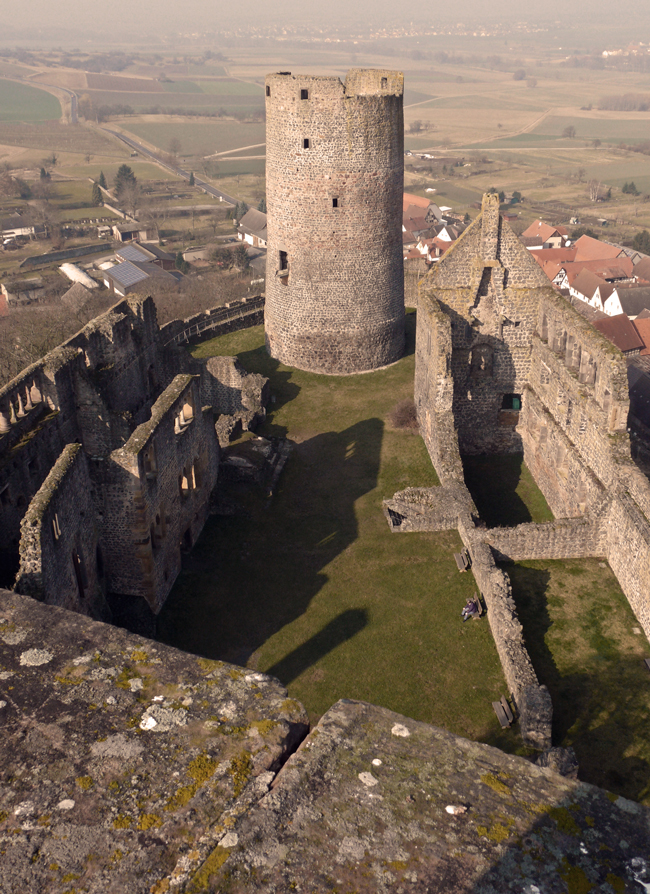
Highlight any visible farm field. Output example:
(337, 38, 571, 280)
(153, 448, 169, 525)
(85, 89, 263, 113)
(0, 78, 61, 123)
(119, 118, 266, 157)
(157, 316, 522, 754)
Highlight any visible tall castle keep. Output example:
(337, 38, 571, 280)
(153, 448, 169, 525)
(264, 69, 406, 374)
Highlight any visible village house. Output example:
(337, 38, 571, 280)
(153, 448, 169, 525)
(111, 223, 157, 243)
(237, 208, 267, 248)
(520, 220, 569, 249)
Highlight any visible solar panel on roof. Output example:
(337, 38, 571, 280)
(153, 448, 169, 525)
(109, 261, 149, 288)
(116, 244, 149, 263)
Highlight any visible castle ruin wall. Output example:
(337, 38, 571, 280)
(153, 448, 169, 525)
(14, 443, 106, 618)
(103, 375, 219, 612)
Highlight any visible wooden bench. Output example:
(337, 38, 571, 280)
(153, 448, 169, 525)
(644, 658, 650, 673)
(492, 695, 515, 729)
(453, 548, 471, 572)
(472, 593, 485, 619)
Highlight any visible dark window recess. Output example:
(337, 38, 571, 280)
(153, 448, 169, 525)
(279, 250, 288, 271)
(332, 197, 339, 208)
(502, 393, 522, 411)
(266, 85, 271, 97)
(300, 88, 309, 100)
(381, 77, 387, 88)
(303, 138, 310, 149)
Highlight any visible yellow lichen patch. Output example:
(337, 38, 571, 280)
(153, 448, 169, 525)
(49, 863, 59, 871)
(188, 846, 231, 893)
(548, 807, 581, 837)
(108, 781, 120, 794)
(389, 860, 408, 870)
(228, 668, 244, 681)
(111, 849, 124, 862)
(480, 773, 511, 796)
(150, 879, 171, 894)
(37, 814, 50, 827)
(0, 811, 9, 824)
(114, 666, 139, 689)
(606, 792, 618, 803)
(197, 658, 224, 674)
(61, 873, 81, 883)
(475, 823, 512, 843)
(251, 719, 279, 737)
(138, 814, 163, 831)
(188, 753, 219, 785)
(113, 815, 132, 830)
(606, 874, 626, 894)
(75, 776, 93, 791)
(229, 751, 253, 797)
(131, 649, 151, 664)
(559, 862, 594, 894)
(165, 784, 196, 811)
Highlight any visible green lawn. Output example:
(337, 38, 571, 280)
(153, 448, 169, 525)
(507, 559, 650, 805)
(157, 316, 519, 749)
(0, 78, 61, 123)
(462, 454, 554, 527)
(121, 119, 266, 157)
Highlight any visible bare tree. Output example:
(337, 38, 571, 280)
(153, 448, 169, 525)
(589, 180, 602, 202)
(168, 137, 182, 160)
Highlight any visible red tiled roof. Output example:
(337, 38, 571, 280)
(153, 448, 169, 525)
(593, 314, 644, 353)
(521, 220, 565, 242)
(571, 268, 608, 299)
(403, 193, 431, 212)
(573, 235, 624, 261)
(633, 317, 650, 355)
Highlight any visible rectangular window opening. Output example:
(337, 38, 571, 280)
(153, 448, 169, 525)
(266, 85, 271, 97)
(501, 393, 522, 411)
(303, 138, 310, 149)
(279, 250, 288, 271)
(381, 77, 387, 88)
(300, 88, 309, 100)
(332, 197, 339, 208)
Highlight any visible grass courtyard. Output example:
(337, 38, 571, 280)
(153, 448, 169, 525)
(157, 314, 519, 750)
(156, 315, 650, 804)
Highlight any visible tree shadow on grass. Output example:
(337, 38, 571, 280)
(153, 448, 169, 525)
(462, 454, 534, 527)
(505, 562, 650, 803)
(157, 417, 383, 678)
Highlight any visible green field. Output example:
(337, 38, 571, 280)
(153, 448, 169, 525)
(157, 316, 520, 751)
(0, 78, 61, 123)
(86, 89, 263, 113)
(507, 558, 650, 805)
(122, 119, 266, 157)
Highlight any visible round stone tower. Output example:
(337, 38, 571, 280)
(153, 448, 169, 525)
(264, 69, 405, 374)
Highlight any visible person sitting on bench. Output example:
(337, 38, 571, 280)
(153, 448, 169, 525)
(461, 598, 479, 622)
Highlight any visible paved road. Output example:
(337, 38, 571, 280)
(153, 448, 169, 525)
(101, 128, 239, 206)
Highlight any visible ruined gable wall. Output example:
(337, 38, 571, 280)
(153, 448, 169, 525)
(14, 444, 105, 618)
(102, 375, 219, 612)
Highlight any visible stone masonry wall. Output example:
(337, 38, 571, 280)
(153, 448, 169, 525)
(264, 69, 405, 373)
(14, 444, 106, 619)
(160, 296, 264, 347)
(606, 494, 650, 638)
(485, 517, 607, 562)
(101, 375, 219, 612)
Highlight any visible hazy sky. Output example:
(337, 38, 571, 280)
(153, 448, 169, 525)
(2, 0, 649, 39)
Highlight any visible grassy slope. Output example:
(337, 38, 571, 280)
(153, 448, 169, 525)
(157, 317, 520, 750)
(121, 119, 266, 156)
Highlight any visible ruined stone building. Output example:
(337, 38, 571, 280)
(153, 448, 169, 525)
(264, 69, 405, 374)
(386, 192, 650, 748)
(0, 294, 267, 625)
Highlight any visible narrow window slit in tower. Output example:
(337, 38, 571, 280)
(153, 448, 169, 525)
(266, 85, 271, 97)
(279, 250, 288, 272)
(381, 77, 387, 88)
(301, 88, 309, 100)
(303, 138, 310, 149)
(332, 197, 338, 208)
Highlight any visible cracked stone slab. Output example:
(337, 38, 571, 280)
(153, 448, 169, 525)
(0, 590, 308, 894)
(201, 699, 650, 893)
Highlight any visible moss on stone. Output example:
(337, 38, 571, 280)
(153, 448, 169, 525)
(113, 816, 132, 829)
(137, 813, 163, 831)
(188, 846, 231, 893)
(548, 806, 581, 836)
(188, 752, 219, 784)
(229, 751, 252, 797)
(476, 822, 512, 843)
(559, 861, 594, 894)
(197, 658, 224, 674)
(75, 776, 93, 791)
(480, 773, 511, 796)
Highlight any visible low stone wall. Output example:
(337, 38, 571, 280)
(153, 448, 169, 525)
(606, 493, 650, 639)
(459, 528, 552, 750)
(382, 485, 470, 532)
(485, 517, 607, 562)
(161, 295, 264, 347)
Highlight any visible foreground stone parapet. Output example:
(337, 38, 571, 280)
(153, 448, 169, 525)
(0, 590, 308, 894)
(203, 699, 650, 892)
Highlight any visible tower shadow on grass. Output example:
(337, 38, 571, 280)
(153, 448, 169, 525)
(156, 417, 384, 678)
(265, 609, 368, 686)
